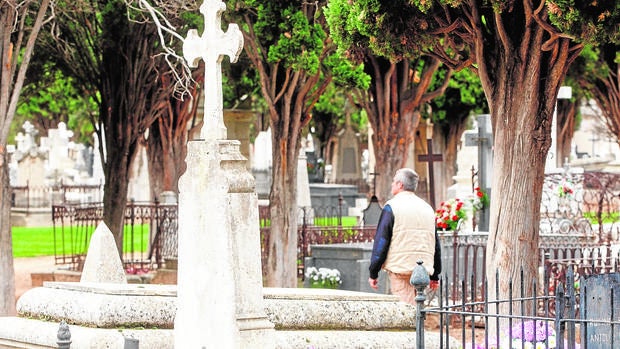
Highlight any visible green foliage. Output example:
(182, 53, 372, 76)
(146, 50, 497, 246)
(15, 66, 97, 145)
(429, 67, 487, 124)
(325, 0, 431, 62)
(546, 1, 620, 44)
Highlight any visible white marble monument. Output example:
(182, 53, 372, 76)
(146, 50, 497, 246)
(177, 0, 275, 347)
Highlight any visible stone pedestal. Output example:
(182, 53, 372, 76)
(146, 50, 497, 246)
(175, 139, 274, 348)
(304, 243, 388, 294)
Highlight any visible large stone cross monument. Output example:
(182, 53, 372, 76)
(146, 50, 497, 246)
(177, 1, 274, 347)
(183, 0, 243, 141)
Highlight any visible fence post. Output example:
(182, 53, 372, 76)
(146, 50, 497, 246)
(57, 320, 71, 349)
(410, 260, 430, 349)
(337, 192, 343, 227)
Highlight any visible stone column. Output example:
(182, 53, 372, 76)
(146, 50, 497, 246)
(175, 139, 274, 348)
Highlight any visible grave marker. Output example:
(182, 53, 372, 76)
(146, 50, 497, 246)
(417, 122, 442, 208)
(178, 1, 274, 347)
(183, 0, 243, 140)
(580, 273, 620, 348)
(464, 114, 493, 231)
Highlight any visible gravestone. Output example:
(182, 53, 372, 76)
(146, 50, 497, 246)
(179, 0, 274, 347)
(546, 86, 572, 172)
(297, 150, 313, 224)
(464, 114, 493, 231)
(224, 109, 256, 167)
(46, 122, 75, 183)
(252, 129, 272, 200)
(362, 195, 383, 226)
(417, 122, 443, 209)
(330, 121, 361, 182)
(304, 243, 388, 294)
(579, 273, 620, 348)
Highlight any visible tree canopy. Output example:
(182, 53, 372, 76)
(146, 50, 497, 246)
(333, 0, 620, 310)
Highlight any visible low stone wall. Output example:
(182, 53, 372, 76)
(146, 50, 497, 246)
(2, 283, 458, 348)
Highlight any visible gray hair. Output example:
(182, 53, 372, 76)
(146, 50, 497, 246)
(394, 168, 419, 192)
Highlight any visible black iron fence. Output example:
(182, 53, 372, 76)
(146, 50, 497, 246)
(417, 264, 620, 349)
(440, 230, 619, 305)
(51, 200, 176, 273)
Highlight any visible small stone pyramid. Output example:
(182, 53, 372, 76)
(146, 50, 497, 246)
(80, 221, 128, 284)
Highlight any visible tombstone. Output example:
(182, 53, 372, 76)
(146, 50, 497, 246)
(297, 150, 313, 224)
(179, 1, 274, 347)
(546, 86, 572, 172)
(252, 129, 272, 199)
(91, 134, 105, 185)
(330, 120, 361, 182)
(464, 114, 493, 231)
(46, 122, 75, 182)
(579, 273, 620, 348)
(362, 195, 383, 226)
(304, 243, 389, 294)
(417, 121, 443, 209)
(305, 150, 324, 183)
(224, 109, 256, 168)
(127, 144, 151, 202)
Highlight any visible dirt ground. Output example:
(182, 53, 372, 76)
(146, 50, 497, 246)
(13, 256, 56, 301)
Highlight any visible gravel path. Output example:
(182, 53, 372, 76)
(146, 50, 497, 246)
(13, 256, 55, 301)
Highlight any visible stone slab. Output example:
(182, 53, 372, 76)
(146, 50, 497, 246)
(0, 317, 457, 349)
(16, 284, 414, 331)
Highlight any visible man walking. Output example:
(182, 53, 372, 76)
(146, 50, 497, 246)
(368, 168, 440, 304)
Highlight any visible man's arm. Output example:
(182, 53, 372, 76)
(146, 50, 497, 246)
(368, 205, 394, 280)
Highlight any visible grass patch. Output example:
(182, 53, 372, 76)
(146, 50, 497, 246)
(12, 226, 56, 258)
(12, 225, 150, 258)
(583, 212, 620, 224)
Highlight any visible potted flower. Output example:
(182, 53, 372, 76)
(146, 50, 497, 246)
(305, 267, 342, 289)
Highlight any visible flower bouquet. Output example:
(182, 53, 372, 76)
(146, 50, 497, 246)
(472, 186, 490, 210)
(305, 267, 342, 289)
(557, 179, 574, 198)
(435, 198, 467, 231)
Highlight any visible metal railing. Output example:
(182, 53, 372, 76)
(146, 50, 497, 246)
(416, 264, 620, 349)
(51, 200, 175, 273)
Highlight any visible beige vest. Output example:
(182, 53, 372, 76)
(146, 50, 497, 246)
(383, 191, 436, 275)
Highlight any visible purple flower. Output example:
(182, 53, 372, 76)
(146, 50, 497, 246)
(509, 320, 555, 342)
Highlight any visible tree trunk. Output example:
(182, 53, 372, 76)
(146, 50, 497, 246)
(102, 140, 133, 257)
(0, 151, 15, 315)
(483, 43, 573, 315)
(0, 0, 51, 316)
(97, 4, 161, 256)
(265, 134, 300, 287)
(146, 68, 201, 201)
(361, 56, 449, 203)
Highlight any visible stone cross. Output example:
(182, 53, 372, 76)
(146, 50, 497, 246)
(417, 125, 443, 209)
(183, 0, 244, 140)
